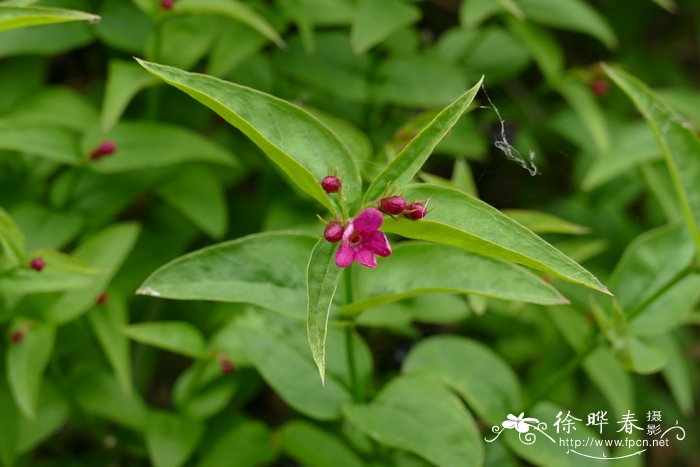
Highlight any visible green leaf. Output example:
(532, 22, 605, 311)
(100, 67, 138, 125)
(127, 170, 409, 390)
(0, 249, 101, 295)
(136, 59, 362, 214)
(0, 5, 99, 32)
(207, 20, 269, 77)
(11, 203, 83, 251)
(232, 310, 371, 420)
(138, 232, 317, 319)
(279, 420, 365, 467)
(6, 322, 55, 418)
(582, 122, 661, 190)
(519, 0, 616, 48)
(94, 0, 152, 54)
(502, 210, 589, 234)
(4, 86, 98, 131)
(0, 123, 80, 165)
(402, 336, 522, 425)
(156, 167, 228, 239)
(100, 59, 158, 131)
(124, 321, 206, 358)
(173, 359, 237, 419)
(87, 293, 132, 393)
(173, 0, 283, 47)
(344, 242, 567, 314)
(43, 223, 140, 324)
(609, 224, 695, 315)
(554, 78, 610, 153)
(658, 334, 693, 414)
(198, 421, 278, 467)
(17, 380, 69, 454)
(146, 411, 204, 467)
(351, 0, 420, 53)
(0, 206, 25, 271)
(358, 293, 470, 328)
(507, 19, 563, 80)
(72, 366, 147, 430)
(364, 78, 482, 203)
(603, 64, 700, 252)
(0, 380, 19, 466)
(306, 239, 343, 383)
(343, 374, 483, 467)
(84, 121, 237, 172)
(629, 274, 700, 336)
(381, 184, 610, 294)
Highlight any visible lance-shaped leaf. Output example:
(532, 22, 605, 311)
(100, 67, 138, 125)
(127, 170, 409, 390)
(603, 64, 700, 253)
(123, 321, 207, 359)
(306, 240, 344, 383)
(136, 59, 362, 214)
(382, 184, 610, 294)
(0, 5, 99, 32)
(6, 322, 55, 418)
(101, 59, 158, 131)
(172, 0, 283, 47)
(138, 232, 317, 319)
(364, 78, 483, 204)
(344, 242, 567, 313)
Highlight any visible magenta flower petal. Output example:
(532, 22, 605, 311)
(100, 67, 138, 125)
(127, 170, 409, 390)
(355, 248, 378, 268)
(364, 230, 391, 257)
(353, 208, 383, 232)
(335, 242, 355, 267)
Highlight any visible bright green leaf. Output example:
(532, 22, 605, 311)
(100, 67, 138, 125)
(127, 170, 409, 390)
(138, 232, 317, 319)
(381, 184, 610, 294)
(279, 420, 364, 467)
(603, 63, 700, 253)
(124, 321, 206, 358)
(0, 5, 99, 32)
(351, 0, 420, 53)
(344, 242, 568, 314)
(87, 293, 132, 393)
(364, 78, 482, 204)
(6, 322, 55, 418)
(306, 239, 343, 383)
(502, 210, 589, 234)
(344, 374, 483, 467)
(0, 123, 80, 165)
(136, 59, 361, 214)
(199, 421, 278, 467)
(146, 411, 204, 467)
(100, 59, 158, 131)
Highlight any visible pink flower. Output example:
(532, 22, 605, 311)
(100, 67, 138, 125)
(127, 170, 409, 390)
(335, 208, 391, 268)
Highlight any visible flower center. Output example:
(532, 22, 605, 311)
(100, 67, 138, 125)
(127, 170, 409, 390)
(348, 230, 362, 246)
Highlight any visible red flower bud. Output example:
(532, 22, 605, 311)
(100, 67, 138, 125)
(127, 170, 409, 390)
(321, 176, 341, 193)
(219, 357, 234, 374)
(10, 330, 24, 344)
(161, 0, 174, 9)
(405, 202, 427, 220)
(90, 140, 117, 160)
(29, 257, 45, 271)
(590, 78, 609, 97)
(323, 222, 344, 243)
(97, 292, 108, 306)
(379, 195, 407, 215)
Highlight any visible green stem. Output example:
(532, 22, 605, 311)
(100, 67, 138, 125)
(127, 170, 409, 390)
(524, 336, 599, 410)
(344, 266, 363, 402)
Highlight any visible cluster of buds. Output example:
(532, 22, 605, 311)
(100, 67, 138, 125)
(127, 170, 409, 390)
(318, 171, 429, 268)
(378, 195, 428, 220)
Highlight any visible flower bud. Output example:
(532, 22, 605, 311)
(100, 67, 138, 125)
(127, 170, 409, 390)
(97, 292, 108, 306)
(405, 202, 427, 220)
(219, 357, 234, 374)
(10, 330, 24, 344)
(321, 175, 341, 193)
(379, 195, 406, 215)
(29, 257, 45, 271)
(161, 0, 174, 9)
(323, 222, 344, 243)
(590, 78, 609, 97)
(90, 140, 117, 160)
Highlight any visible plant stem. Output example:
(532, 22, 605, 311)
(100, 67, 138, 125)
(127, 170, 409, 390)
(344, 266, 363, 402)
